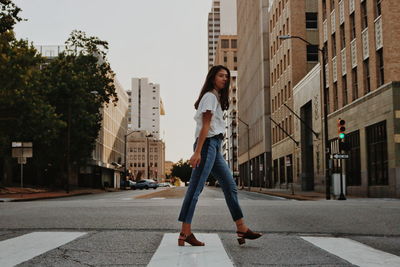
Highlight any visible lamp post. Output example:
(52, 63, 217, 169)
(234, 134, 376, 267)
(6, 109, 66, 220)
(146, 133, 153, 179)
(278, 35, 331, 199)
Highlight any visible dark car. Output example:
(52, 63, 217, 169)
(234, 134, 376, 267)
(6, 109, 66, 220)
(132, 179, 158, 190)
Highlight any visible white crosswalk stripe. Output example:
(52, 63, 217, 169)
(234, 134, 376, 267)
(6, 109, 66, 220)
(147, 233, 233, 267)
(301, 236, 400, 267)
(0, 232, 87, 267)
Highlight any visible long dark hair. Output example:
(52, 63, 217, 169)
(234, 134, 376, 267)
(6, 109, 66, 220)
(194, 65, 230, 111)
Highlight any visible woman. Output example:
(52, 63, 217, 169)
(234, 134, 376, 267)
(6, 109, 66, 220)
(178, 65, 262, 246)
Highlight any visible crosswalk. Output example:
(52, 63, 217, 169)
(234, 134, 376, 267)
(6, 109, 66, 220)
(0, 231, 399, 267)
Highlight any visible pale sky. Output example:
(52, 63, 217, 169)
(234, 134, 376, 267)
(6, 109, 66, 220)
(13, 0, 212, 163)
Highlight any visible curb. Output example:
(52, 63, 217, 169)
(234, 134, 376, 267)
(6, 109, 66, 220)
(0, 192, 98, 202)
(238, 188, 322, 201)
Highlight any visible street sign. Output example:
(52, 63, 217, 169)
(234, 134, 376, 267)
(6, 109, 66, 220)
(18, 157, 27, 164)
(332, 154, 349, 159)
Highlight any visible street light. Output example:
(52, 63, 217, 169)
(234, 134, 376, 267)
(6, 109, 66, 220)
(279, 35, 331, 199)
(146, 133, 153, 179)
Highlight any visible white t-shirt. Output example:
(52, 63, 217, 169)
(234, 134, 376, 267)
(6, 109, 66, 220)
(194, 92, 225, 138)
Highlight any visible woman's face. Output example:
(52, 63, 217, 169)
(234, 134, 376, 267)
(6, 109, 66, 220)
(214, 69, 228, 91)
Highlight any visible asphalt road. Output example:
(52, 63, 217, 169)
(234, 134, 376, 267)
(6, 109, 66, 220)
(1, 186, 399, 266)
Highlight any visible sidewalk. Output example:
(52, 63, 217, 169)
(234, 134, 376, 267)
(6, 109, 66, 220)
(0, 187, 106, 202)
(240, 186, 335, 200)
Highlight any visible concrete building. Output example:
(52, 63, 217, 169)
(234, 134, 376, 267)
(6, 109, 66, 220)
(269, 0, 319, 188)
(214, 35, 239, 179)
(208, 0, 237, 69)
(292, 65, 323, 193)
(126, 130, 165, 183)
(237, 0, 271, 188)
(129, 78, 164, 139)
(80, 79, 129, 189)
(318, 0, 400, 197)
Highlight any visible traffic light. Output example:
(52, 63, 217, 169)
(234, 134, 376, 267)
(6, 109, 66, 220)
(337, 118, 346, 139)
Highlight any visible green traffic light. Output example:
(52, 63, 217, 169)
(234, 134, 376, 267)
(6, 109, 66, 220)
(339, 133, 345, 139)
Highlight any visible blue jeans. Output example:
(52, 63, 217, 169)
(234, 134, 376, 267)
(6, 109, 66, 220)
(178, 136, 244, 224)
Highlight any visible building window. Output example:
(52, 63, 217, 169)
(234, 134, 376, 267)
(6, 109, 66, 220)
(330, 0, 335, 11)
(307, 45, 319, 61)
(231, 39, 237, 48)
(364, 59, 370, 94)
(129, 148, 133, 152)
(287, 49, 290, 65)
(133, 163, 137, 167)
(352, 67, 358, 101)
(342, 75, 348, 106)
(288, 81, 291, 98)
(340, 24, 345, 49)
(350, 14, 356, 40)
(221, 39, 229, 48)
(306, 12, 318, 29)
(234, 56, 237, 62)
(375, 0, 382, 18)
(361, 0, 368, 29)
(376, 48, 384, 87)
(130, 163, 133, 167)
(331, 33, 337, 57)
(155, 162, 158, 167)
(322, 0, 327, 20)
(333, 82, 338, 111)
(345, 130, 361, 186)
(366, 121, 388, 185)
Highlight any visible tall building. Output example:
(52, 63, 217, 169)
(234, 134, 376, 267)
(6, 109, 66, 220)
(35, 45, 129, 189)
(269, 0, 319, 188)
(129, 78, 163, 139)
(208, 0, 237, 68)
(318, 0, 400, 198)
(214, 35, 239, 178)
(237, 0, 271, 188)
(126, 130, 165, 182)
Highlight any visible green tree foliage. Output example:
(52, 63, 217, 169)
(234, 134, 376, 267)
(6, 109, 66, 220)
(0, 0, 64, 185)
(171, 159, 192, 183)
(38, 30, 118, 183)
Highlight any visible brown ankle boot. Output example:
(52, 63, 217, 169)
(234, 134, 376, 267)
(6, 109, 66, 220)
(178, 232, 205, 246)
(236, 228, 263, 245)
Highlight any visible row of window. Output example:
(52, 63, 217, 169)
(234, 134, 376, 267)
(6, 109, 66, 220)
(129, 162, 158, 168)
(129, 147, 158, 153)
(272, 115, 293, 144)
(272, 81, 291, 113)
(221, 39, 237, 49)
(270, 0, 289, 30)
(331, 120, 387, 186)
(129, 155, 158, 160)
(271, 17, 289, 57)
(327, 47, 384, 113)
(322, 0, 382, 21)
(271, 49, 290, 85)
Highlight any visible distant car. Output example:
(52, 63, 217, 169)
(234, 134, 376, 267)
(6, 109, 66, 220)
(158, 182, 173, 187)
(132, 179, 158, 190)
(127, 180, 136, 189)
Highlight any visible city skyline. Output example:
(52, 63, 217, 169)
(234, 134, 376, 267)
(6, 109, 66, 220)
(13, 0, 213, 162)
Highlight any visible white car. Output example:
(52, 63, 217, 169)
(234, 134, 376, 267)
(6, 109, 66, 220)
(158, 182, 173, 187)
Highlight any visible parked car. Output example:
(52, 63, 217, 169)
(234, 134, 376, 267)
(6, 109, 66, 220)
(132, 179, 158, 190)
(158, 182, 173, 187)
(127, 180, 136, 189)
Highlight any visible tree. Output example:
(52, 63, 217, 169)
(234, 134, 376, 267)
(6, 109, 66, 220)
(0, 0, 64, 185)
(39, 30, 118, 186)
(171, 159, 192, 183)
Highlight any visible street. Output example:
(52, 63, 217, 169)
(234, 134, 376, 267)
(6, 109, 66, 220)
(0, 187, 399, 266)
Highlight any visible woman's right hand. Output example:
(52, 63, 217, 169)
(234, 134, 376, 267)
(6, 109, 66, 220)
(190, 152, 201, 168)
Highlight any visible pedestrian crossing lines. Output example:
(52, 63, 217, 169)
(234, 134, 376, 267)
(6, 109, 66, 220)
(0, 231, 399, 266)
(0, 232, 87, 267)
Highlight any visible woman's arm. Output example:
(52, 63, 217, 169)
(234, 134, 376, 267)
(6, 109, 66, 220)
(190, 111, 212, 168)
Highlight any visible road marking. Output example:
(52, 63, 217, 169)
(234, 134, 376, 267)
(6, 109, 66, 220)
(151, 197, 166, 200)
(301, 236, 400, 267)
(120, 198, 132, 200)
(214, 198, 224, 200)
(147, 233, 233, 267)
(0, 231, 86, 267)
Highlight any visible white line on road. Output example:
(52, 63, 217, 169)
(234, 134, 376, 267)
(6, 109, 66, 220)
(0, 231, 87, 267)
(151, 197, 166, 200)
(147, 233, 233, 267)
(301, 236, 400, 267)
